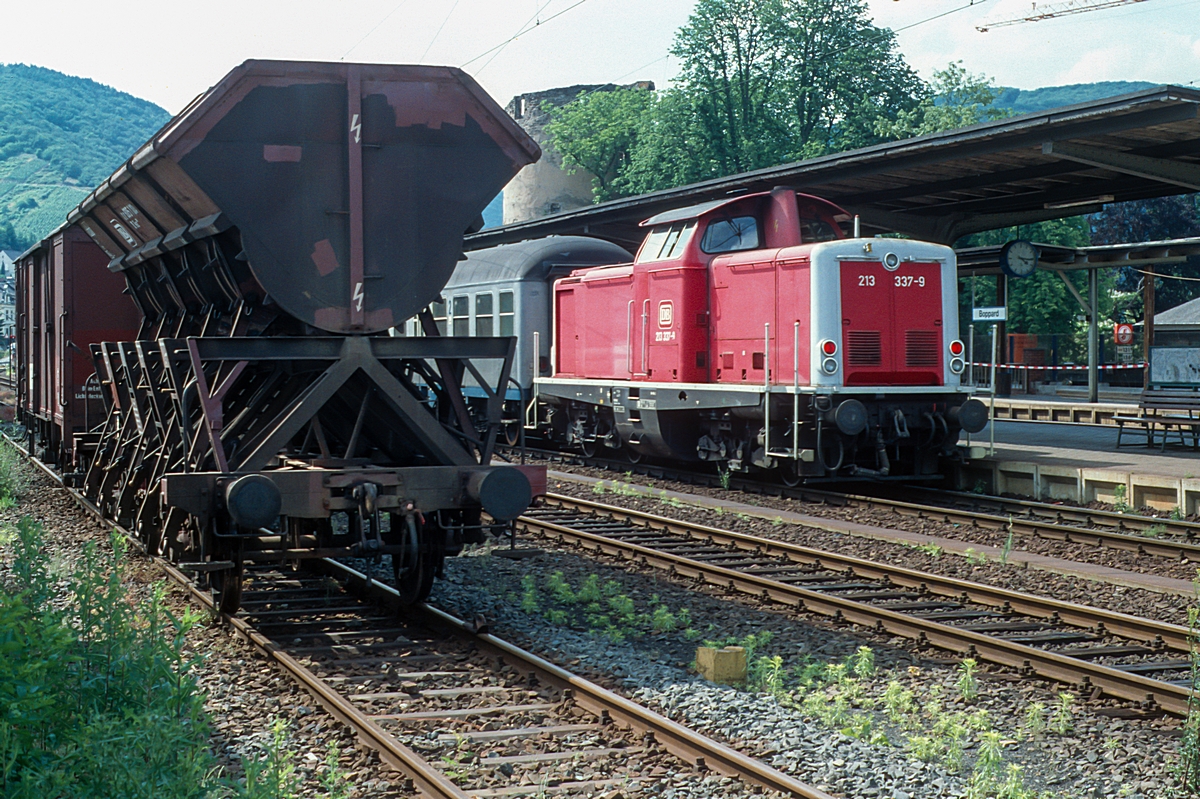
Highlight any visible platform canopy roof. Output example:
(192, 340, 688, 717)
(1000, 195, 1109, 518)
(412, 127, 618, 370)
(467, 85, 1200, 249)
(957, 236, 1200, 275)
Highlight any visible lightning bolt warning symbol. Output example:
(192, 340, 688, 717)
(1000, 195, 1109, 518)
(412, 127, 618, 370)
(350, 113, 362, 143)
(353, 281, 364, 312)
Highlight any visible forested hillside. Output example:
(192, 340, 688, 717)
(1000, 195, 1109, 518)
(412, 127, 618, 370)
(0, 64, 170, 251)
(992, 81, 1157, 114)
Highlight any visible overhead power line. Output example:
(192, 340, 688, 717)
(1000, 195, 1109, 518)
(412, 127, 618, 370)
(977, 0, 1152, 31)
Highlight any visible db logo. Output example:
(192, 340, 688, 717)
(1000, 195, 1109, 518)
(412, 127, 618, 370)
(658, 301, 673, 328)
(1113, 323, 1134, 345)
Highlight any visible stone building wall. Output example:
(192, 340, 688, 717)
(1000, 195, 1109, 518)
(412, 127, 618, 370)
(502, 82, 653, 225)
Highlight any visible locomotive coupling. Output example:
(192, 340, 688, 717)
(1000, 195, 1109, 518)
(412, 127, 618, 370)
(950, 399, 989, 434)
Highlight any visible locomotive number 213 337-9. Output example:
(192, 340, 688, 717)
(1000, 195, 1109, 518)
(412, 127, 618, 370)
(857, 274, 926, 288)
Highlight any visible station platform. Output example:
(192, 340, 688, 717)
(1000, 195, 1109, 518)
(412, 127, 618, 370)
(956, 420, 1200, 513)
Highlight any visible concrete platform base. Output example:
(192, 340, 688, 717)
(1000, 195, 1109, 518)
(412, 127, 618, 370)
(957, 421, 1200, 513)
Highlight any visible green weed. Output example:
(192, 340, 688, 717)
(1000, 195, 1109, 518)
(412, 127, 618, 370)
(956, 658, 979, 701)
(1051, 692, 1075, 735)
(851, 646, 875, 678)
(1113, 484, 1130, 513)
(882, 681, 915, 726)
(0, 519, 222, 797)
(242, 719, 302, 799)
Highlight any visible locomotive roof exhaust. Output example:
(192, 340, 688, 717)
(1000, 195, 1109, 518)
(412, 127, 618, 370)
(67, 60, 541, 334)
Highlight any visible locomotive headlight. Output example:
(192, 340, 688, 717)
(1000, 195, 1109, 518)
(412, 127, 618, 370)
(821, 357, 839, 375)
(950, 357, 965, 374)
(883, 252, 900, 270)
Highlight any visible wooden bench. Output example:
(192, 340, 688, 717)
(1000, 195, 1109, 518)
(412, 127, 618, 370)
(1113, 388, 1200, 451)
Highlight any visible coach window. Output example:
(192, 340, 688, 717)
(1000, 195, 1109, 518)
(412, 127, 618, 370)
(430, 300, 448, 335)
(701, 216, 759, 254)
(499, 291, 515, 336)
(452, 296, 470, 336)
(476, 293, 494, 336)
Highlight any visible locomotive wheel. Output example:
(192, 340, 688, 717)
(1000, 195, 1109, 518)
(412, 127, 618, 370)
(780, 460, 803, 487)
(213, 563, 244, 615)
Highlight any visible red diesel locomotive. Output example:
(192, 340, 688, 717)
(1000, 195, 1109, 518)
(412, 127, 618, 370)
(536, 188, 988, 482)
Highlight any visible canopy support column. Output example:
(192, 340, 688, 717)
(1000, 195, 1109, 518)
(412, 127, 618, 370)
(1088, 267, 1099, 404)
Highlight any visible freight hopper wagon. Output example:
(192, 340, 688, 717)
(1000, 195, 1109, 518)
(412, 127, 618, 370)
(542, 189, 988, 484)
(31, 61, 545, 612)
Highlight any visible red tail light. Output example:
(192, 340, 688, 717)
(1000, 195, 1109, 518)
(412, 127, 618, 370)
(821, 339, 838, 356)
(949, 339, 964, 356)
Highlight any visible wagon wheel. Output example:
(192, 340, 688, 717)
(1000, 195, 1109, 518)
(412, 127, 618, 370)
(624, 445, 643, 464)
(212, 560, 244, 616)
(578, 438, 598, 459)
(393, 514, 435, 606)
(504, 422, 521, 447)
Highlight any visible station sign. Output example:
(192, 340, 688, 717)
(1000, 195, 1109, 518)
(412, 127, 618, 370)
(1114, 323, 1134, 345)
(972, 306, 1007, 322)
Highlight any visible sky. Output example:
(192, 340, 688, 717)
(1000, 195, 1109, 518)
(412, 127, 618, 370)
(2, 0, 1199, 113)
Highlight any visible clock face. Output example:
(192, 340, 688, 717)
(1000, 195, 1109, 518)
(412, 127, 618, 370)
(1001, 240, 1039, 278)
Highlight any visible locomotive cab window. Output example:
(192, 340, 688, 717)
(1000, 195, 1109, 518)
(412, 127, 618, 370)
(499, 291, 515, 336)
(701, 216, 759, 254)
(639, 221, 696, 262)
(799, 215, 840, 243)
(451, 295, 469, 336)
(475, 293, 494, 336)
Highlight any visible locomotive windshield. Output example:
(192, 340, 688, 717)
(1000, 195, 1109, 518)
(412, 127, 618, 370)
(639, 221, 696, 262)
(701, 215, 760, 254)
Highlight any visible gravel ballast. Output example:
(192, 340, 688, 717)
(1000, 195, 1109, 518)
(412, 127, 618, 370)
(418, 535, 1184, 799)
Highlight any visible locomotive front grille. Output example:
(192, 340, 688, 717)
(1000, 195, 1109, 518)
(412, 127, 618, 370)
(905, 331, 940, 367)
(847, 331, 882, 366)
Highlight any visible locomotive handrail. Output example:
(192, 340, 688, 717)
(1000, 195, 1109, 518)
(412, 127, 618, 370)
(626, 301, 634, 376)
(640, 298, 650, 376)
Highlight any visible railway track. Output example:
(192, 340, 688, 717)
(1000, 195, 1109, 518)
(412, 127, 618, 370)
(518, 493, 1199, 716)
(513, 446, 1200, 565)
(3, 432, 825, 799)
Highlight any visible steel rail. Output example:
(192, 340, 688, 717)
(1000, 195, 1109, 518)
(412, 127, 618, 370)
(1, 432, 827, 799)
(325, 559, 830, 799)
(519, 493, 1196, 716)
(893, 484, 1200, 539)
(512, 445, 1200, 564)
(1, 432, 470, 799)
(826, 488, 1200, 562)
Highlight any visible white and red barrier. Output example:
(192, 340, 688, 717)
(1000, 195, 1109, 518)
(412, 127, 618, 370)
(968, 362, 1146, 372)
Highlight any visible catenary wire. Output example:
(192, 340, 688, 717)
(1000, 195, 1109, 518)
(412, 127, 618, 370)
(340, 0, 411, 60)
